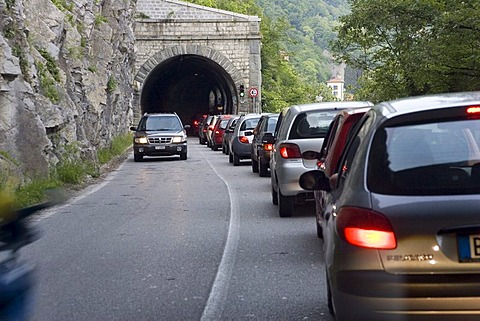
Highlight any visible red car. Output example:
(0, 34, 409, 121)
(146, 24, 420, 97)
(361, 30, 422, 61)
(303, 107, 371, 238)
(210, 115, 233, 151)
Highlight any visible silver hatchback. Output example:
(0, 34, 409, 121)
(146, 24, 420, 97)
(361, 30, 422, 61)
(300, 92, 480, 320)
(270, 101, 373, 217)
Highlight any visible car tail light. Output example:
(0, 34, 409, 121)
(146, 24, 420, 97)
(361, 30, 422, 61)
(467, 106, 480, 114)
(279, 143, 302, 159)
(317, 160, 324, 168)
(209, 125, 214, 130)
(194, 120, 199, 127)
(263, 143, 273, 151)
(336, 207, 396, 249)
(239, 136, 249, 144)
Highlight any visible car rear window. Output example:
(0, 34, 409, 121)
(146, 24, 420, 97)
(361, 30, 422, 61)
(240, 118, 260, 131)
(289, 110, 339, 139)
(368, 118, 480, 195)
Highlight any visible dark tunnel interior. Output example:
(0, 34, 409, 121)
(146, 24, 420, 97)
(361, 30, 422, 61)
(140, 55, 238, 129)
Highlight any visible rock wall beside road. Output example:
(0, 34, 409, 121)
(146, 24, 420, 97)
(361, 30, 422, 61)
(0, 0, 136, 185)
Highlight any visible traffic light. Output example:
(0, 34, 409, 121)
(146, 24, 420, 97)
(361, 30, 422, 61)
(239, 85, 245, 97)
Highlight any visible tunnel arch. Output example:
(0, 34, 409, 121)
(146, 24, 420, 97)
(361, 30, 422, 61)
(134, 45, 244, 127)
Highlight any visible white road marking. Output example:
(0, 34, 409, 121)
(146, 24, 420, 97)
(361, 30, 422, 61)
(200, 150, 240, 321)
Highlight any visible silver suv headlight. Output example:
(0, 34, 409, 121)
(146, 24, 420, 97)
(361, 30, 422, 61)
(135, 136, 148, 144)
(172, 135, 187, 143)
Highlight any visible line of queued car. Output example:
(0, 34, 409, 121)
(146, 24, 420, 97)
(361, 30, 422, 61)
(198, 91, 480, 321)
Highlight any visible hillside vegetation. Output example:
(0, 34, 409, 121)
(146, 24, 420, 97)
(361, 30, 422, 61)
(185, 0, 349, 110)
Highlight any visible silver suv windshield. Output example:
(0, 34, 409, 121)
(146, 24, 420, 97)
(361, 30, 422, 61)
(368, 118, 480, 195)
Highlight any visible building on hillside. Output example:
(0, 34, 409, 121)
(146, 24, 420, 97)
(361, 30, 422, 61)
(326, 77, 345, 101)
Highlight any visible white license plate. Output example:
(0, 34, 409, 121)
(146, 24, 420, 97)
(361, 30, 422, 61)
(469, 234, 480, 259)
(155, 146, 165, 150)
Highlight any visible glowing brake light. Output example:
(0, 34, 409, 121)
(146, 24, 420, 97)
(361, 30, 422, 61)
(263, 143, 273, 151)
(466, 106, 480, 114)
(279, 143, 302, 159)
(239, 136, 249, 144)
(336, 207, 396, 249)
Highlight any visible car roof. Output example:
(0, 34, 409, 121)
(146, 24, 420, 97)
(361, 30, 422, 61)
(287, 101, 373, 114)
(377, 91, 480, 118)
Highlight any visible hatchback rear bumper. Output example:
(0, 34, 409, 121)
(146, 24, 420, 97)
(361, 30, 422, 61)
(332, 270, 480, 320)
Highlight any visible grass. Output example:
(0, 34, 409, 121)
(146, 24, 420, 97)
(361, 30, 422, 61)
(2, 133, 132, 209)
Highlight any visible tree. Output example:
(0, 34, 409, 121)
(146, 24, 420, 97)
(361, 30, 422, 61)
(331, 0, 480, 102)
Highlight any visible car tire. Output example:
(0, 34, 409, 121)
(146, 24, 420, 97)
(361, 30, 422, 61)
(316, 220, 323, 239)
(278, 189, 294, 217)
(222, 144, 226, 154)
(180, 152, 187, 160)
(233, 153, 240, 166)
(258, 158, 269, 177)
(272, 186, 278, 205)
(229, 151, 233, 163)
(251, 158, 259, 173)
(326, 270, 334, 316)
(134, 154, 143, 162)
(212, 145, 218, 151)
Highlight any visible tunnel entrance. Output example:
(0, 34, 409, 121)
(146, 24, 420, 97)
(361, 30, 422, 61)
(140, 54, 238, 130)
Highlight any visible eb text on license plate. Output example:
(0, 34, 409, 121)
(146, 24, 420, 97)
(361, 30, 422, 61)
(457, 234, 480, 262)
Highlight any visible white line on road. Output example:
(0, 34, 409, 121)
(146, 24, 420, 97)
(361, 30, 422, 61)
(200, 150, 240, 321)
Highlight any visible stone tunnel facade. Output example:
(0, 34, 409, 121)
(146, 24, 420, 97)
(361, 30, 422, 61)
(134, 0, 262, 126)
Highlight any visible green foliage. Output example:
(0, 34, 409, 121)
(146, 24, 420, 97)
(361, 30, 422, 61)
(37, 48, 61, 82)
(0, 151, 19, 166)
(36, 61, 60, 104)
(51, 0, 74, 12)
(14, 179, 61, 208)
(95, 15, 109, 25)
(53, 143, 99, 185)
(185, 0, 323, 111)
(97, 133, 133, 165)
(107, 76, 118, 93)
(331, 0, 480, 102)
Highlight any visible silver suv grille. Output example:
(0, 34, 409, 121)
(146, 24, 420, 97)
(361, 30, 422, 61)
(149, 137, 172, 144)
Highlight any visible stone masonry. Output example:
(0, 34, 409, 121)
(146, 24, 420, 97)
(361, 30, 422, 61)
(135, 0, 262, 114)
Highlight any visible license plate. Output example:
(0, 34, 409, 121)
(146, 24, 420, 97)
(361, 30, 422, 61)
(457, 234, 480, 262)
(155, 146, 165, 150)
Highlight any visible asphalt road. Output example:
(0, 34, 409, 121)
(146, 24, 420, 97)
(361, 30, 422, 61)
(23, 138, 334, 321)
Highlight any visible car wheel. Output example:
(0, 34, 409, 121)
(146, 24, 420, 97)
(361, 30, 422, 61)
(258, 158, 269, 177)
(199, 137, 202, 144)
(134, 154, 143, 162)
(251, 158, 259, 173)
(222, 144, 226, 154)
(233, 153, 240, 166)
(212, 145, 218, 151)
(271, 186, 278, 205)
(229, 151, 233, 163)
(180, 152, 187, 160)
(278, 189, 294, 217)
(326, 270, 334, 316)
(316, 220, 323, 239)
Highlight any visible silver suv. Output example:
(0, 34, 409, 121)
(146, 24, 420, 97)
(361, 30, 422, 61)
(270, 101, 373, 217)
(130, 113, 190, 162)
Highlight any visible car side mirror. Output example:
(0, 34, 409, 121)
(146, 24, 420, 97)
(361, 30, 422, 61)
(299, 170, 331, 192)
(130, 126, 137, 131)
(262, 133, 274, 144)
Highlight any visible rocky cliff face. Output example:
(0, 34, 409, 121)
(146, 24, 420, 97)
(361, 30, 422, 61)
(0, 0, 136, 186)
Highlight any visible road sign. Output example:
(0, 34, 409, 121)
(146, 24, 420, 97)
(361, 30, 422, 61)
(249, 87, 259, 98)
